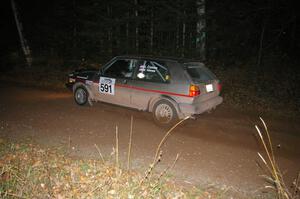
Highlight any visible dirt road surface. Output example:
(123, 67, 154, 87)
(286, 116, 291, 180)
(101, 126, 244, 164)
(1, 83, 299, 196)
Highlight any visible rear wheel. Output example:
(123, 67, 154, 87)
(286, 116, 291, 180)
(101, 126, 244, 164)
(74, 87, 88, 106)
(152, 99, 178, 127)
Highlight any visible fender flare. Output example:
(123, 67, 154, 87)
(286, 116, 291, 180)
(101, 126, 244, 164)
(148, 95, 184, 119)
(73, 82, 95, 100)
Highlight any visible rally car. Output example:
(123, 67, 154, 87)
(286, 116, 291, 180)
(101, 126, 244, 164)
(66, 56, 223, 126)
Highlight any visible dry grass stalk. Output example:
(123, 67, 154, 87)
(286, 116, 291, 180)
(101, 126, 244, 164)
(115, 125, 119, 169)
(68, 135, 71, 151)
(94, 144, 105, 164)
(153, 116, 189, 164)
(292, 172, 300, 197)
(127, 116, 133, 170)
(140, 117, 189, 185)
(5, 192, 26, 199)
(83, 179, 112, 198)
(256, 117, 299, 199)
(156, 153, 180, 182)
(140, 150, 163, 185)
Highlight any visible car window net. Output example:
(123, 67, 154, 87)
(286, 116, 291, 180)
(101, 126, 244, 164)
(136, 60, 169, 83)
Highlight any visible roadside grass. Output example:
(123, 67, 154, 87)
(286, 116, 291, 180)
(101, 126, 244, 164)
(0, 118, 232, 199)
(0, 114, 299, 198)
(255, 118, 300, 199)
(0, 137, 197, 198)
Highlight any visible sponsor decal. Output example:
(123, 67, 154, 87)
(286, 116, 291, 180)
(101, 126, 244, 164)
(85, 80, 93, 85)
(77, 76, 88, 79)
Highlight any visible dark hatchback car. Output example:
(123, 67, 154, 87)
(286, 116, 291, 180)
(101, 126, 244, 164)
(66, 56, 223, 126)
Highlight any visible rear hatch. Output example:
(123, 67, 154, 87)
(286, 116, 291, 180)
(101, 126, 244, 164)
(184, 62, 221, 101)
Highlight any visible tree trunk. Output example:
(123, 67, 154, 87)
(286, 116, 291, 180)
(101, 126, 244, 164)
(150, 6, 154, 53)
(181, 10, 186, 57)
(134, 0, 139, 53)
(72, 0, 77, 49)
(107, 5, 112, 55)
(196, 0, 206, 60)
(176, 20, 180, 51)
(126, 12, 129, 54)
(11, 0, 32, 67)
(257, 22, 265, 69)
(175, 0, 180, 54)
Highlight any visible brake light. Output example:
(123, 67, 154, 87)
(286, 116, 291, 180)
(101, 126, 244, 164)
(189, 85, 200, 97)
(217, 83, 222, 92)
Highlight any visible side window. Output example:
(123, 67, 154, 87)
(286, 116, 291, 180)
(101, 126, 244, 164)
(103, 59, 134, 78)
(134, 60, 170, 83)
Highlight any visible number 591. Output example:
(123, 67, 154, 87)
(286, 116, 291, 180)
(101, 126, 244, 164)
(100, 83, 112, 93)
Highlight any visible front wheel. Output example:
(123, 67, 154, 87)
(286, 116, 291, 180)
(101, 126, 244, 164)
(74, 87, 89, 106)
(152, 99, 178, 127)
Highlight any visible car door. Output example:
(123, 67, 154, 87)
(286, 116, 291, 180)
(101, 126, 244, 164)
(129, 59, 171, 110)
(93, 58, 135, 107)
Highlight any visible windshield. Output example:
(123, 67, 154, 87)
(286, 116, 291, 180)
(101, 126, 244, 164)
(185, 63, 216, 82)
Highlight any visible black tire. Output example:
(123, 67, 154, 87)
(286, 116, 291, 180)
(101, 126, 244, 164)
(74, 87, 89, 106)
(152, 99, 178, 127)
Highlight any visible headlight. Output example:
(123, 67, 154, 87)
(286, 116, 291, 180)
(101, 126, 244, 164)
(69, 78, 75, 83)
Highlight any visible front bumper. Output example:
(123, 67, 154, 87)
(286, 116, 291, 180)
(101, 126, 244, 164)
(65, 82, 74, 91)
(178, 96, 223, 118)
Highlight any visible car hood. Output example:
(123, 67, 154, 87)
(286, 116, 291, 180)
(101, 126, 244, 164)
(68, 68, 98, 80)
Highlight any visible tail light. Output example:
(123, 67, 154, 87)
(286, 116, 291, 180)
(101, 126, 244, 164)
(217, 83, 222, 92)
(189, 85, 200, 97)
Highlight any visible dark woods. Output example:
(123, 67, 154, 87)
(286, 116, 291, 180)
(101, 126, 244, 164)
(2, 0, 298, 65)
(5, 0, 206, 63)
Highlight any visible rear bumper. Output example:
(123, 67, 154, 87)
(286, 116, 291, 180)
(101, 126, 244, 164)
(178, 96, 223, 118)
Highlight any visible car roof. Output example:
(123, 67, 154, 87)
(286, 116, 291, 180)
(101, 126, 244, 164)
(114, 55, 203, 64)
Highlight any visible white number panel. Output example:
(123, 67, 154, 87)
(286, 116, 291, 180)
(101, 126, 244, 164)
(206, 84, 213, 92)
(99, 77, 116, 95)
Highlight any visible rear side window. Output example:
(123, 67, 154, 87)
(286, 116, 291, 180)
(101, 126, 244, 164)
(185, 64, 216, 82)
(134, 60, 170, 83)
